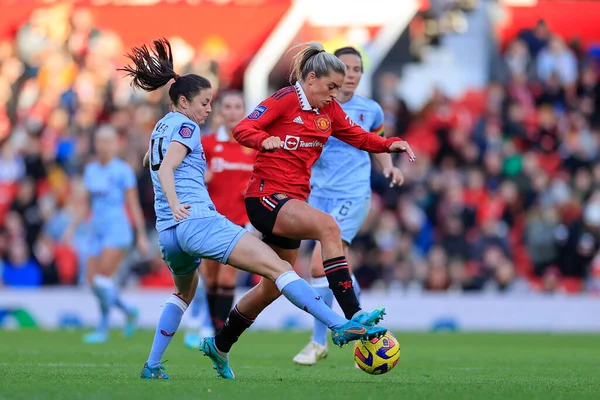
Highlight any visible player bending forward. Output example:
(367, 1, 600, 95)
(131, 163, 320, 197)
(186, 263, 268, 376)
(199, 42, 415, 379)
(294, 46, 404, 365)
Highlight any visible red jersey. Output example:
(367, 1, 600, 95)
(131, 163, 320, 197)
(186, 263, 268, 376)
(233, 82, 401, 201)
(202, 126, 255, 226)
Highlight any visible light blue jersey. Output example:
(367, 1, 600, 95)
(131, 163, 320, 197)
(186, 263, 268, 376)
(83, 158, 136, 255)
(149, 112, 217, 233)
(149, 111, 245, 275)
(310, 94, 384, 199)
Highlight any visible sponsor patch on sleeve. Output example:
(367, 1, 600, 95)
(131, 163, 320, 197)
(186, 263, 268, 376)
(178, 123, 196, 138)
(248, 105, 267, 120)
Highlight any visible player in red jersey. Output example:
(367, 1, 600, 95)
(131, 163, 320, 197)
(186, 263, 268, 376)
(184, 91, 255, 348)
(204, 42, 415, 367)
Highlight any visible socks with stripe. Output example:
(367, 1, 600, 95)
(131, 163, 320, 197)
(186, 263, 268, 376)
(214, 305, 255, 353)
(147, 295, 188, 368)
(323, 256, 361, 319)
(212, 285, 236, 330)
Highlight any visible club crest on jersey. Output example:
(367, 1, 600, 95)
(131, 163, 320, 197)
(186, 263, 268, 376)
(314, 115, 331, 132)
(178, 123, 196, 138)
(248, 105, 267, 120)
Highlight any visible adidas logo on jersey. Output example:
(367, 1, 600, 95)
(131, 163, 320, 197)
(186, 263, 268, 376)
(293, 116, 304, 124)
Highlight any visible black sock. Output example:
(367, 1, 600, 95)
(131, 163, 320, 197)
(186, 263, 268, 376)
(214, 305, 255, 353)
(323, 256, 361, 319)
(213, 285, 236, 330)
(206, 286, 219, 329)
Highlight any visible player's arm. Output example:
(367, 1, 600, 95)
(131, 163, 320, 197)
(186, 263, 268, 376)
(158, 122, 201, 222)
(142, 150, 150, 168)
(201, 137, 214, 184)
(233, 95, 287, 152)
(158, 142, 190, 222)
(369, 103, 404, 186)
(124, 166, 149, 256)
(330, 102, 415, 160)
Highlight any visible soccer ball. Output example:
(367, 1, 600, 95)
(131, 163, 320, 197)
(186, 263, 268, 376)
(354, 331, 400, 375)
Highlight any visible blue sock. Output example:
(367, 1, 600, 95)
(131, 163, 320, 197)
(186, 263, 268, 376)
(311, 276, 334, 346)
(92, 275, 116, 333)
(147, 295, 187, 368)
(352, 274, 361, 299)
(275, 271, 347, 329)
(110, 284, 134, 316)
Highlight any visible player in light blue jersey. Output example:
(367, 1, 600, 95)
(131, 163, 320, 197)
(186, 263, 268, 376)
(64, 125, 150, 344)
(122, 38, 388, 380)
(294, 46, 405, 365)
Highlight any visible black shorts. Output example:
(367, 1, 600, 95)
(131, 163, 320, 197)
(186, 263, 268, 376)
(245, 194, 301, 250)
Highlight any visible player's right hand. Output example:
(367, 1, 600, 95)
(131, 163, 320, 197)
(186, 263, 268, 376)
(389, 140, 416, 162)
(261, 137, 282, 152)
(171, 203, 191, 222)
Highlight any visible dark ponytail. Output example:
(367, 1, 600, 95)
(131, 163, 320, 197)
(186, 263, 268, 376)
(119, 38, 211, 106)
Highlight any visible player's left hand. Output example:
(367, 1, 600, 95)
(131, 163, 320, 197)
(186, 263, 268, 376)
(383, 167, 404, 187)
(389, 140, 416, 162)
(136, 233, 150, 258)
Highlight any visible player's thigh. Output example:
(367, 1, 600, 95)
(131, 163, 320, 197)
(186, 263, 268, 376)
(158, 226, 199, 278)
(330, 197, 371, 244)
(273, 199, 340, 241)
(226, 232, 293, 282)
(202, 259, 221, 288)
(218, 263, 237, 287)
(177, 215, 246, 266)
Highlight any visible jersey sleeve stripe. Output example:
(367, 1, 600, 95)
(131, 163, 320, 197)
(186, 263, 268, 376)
(370, 124, 385, 137)
(271, 86, 295, 100)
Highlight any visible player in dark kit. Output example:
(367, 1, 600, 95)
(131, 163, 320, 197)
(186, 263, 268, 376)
(200, 42, 415, 379)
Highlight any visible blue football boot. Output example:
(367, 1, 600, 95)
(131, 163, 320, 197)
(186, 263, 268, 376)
(200, 337, 235, 380)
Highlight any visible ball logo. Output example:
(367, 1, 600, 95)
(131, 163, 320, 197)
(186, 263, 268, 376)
(314, 115, 331, 132)
(284, 135, 300, 150)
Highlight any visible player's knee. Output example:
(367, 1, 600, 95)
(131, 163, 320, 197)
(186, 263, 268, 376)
(218, 267, 237, 287)
(318, 215, 341, 243)
(264, 259, 294, 283)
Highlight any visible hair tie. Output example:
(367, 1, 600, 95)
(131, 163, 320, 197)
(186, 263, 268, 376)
(173, 74, 180, 81)
(319, 49, 326, 54)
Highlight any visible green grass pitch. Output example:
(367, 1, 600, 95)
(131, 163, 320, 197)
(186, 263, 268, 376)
(0, 330, 599, 399)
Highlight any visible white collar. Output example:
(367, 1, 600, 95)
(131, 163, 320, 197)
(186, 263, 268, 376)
(216, 125, 229, 142)
(294, 81, 319, 113)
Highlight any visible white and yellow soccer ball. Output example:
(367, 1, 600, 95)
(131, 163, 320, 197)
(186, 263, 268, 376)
(354, 331, 400, 375)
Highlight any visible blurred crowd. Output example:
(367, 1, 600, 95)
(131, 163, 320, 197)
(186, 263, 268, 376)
(0, 8, 599, 295)
(325, 19, 600, 295)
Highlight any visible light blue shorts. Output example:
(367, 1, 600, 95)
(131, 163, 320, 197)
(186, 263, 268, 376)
(88, 223, 133, 257)
(307, 195, 371, 244)
(158, 215, 246, 276)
